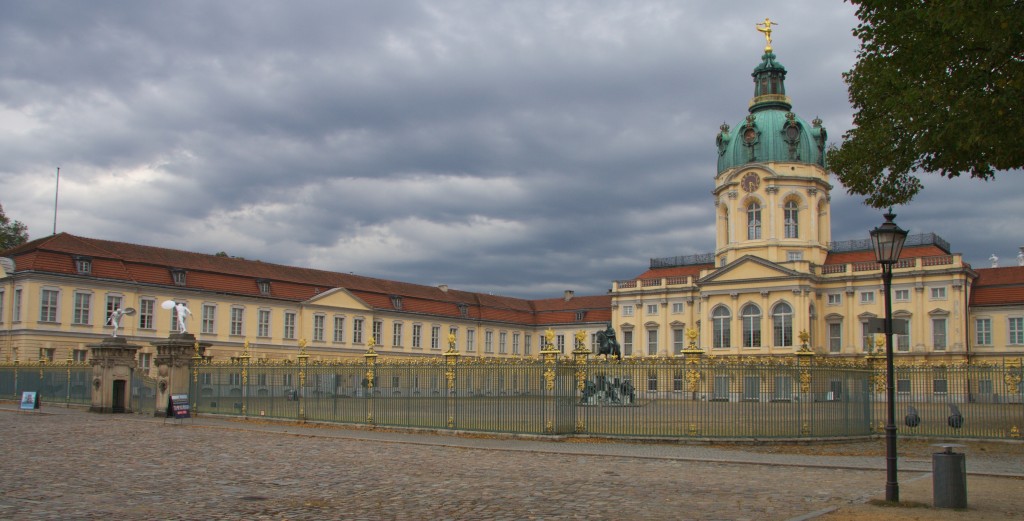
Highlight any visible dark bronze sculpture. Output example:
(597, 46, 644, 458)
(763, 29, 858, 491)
(596, 324, 622, 360)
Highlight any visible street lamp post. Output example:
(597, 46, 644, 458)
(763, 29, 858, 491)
(870, 210, 908, 503)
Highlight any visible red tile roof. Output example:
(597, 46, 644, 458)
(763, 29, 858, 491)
(971, 266, 1024, 306)
(824, 245, 948, 265)
(632, 264, 710, 281)
(1, 233, 610, 327)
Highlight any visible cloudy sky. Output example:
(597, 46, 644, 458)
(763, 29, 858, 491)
(2, 1, 1022, 298)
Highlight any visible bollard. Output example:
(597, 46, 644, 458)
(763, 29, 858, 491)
(932, 444, 967, 509)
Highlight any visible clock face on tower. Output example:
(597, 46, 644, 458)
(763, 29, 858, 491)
(741, 172, 760, 192)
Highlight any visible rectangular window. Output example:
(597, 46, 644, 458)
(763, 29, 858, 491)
(73, 291, 92, 325)
(333, 316, 345, 342)
(828, 322, 842, 353)
(230, 307, 244, 336)
(202, 304, 217, 334)
(73, 349, 88, 363)
(499, 332, 507, 354)
(412, 324, 422, 348)
(467, 328, 476, 352)
(673, 328, 684, 354)
(283, 311, 296, 340)
(39, 348, 55, 362)
(485, 331, 494, 353)
(622, 305, 634, 317)
(647, 371, 658, 392)
(623, 330, 633, 356)
(373, 320, 383, 346)
(894, 289, 910, 302)
(13, 288, 22, 322)
(40, 288, 59, 322)
(431, 325, 441, 350)
(673, 371, 683, 392)
(713, 376, 730, 400)
(646, 304, 658, 315)
(556, 334, 565, 353)
(975, 318, 992, 345)
(258, 309, 271, 337)
(312, 314, 325, 341)
(862, 322, 875, 352)
(138, 298, 154, 329)
(932, 318, 947, 350)
(827, 293, 841, 306)
(896, 319, 910, 352)
(786, 251, 803, 261)
(671, 302, 684, 314)
(352, 318, 364, 344)
(105, 295, 123, 327)
(392, 322, 403, 347)
(1009, 317, 1024, 345)
(139, 352, 152, 371)
(930, 287, 947, 300)
(647, 329, 657, 356)
(859, 291, 875, 304)
(512, 332, 521, 354)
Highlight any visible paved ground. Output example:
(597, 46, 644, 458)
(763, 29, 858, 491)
(0, 404, 1021, 520)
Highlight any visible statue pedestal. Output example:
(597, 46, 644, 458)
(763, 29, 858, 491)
(87, 336, 141, 413)
(151, 333, 209, 417)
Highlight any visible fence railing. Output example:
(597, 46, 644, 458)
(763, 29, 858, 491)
(4, 357, 1021, 440)
(0, 362, 93, 407)
(181, 356, 1024, 440)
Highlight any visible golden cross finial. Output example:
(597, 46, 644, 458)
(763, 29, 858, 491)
(756, 17, 777, 52)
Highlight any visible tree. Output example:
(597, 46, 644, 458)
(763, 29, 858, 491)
(827, 1, 1024, 208)
(0, 203, 29, 251)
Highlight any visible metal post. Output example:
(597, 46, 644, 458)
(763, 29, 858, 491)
(882, 263, 899, 502)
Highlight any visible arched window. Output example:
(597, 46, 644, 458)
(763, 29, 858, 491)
(772, 302, 793, 347)
(712, 306, 731, 349)
(784, 200, 799, 238)
(741, 304, 762, 348)
(747, 203, 762, 240)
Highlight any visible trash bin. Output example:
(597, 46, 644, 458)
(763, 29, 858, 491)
(932, 444, 967, 509)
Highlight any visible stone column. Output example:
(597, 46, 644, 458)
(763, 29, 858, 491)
(88, 336, 142, 413)
(151, 333, 209, 418)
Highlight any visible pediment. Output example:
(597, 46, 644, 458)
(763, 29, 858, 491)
(699, 255, 800, 285)
(305, 287, 371, 310)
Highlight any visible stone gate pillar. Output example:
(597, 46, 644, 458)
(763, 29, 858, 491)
(88, 336, 142, 413)
(151, 333, 209, 417)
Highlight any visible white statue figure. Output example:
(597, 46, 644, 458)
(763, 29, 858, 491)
(107, 308, 126, 337)
(989, 253, 999, 268)
(1018, 250, 1024, 267)
(175, 302, 192, 333)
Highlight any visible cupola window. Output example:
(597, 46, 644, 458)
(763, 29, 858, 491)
(747, 203, 762, 240)
(784, 200, 799, 238)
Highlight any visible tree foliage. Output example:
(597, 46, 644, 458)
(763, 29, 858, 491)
(827, 1, 1024, 208)
(0, 203, 30, 251)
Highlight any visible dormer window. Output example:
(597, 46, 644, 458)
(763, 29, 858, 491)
(256, 279, 271, 296)
(457, 303, 469, 318)
(390, 295, 403, 310)
(576, 311, 586, 321)
(73, 256, 92, 275)
(170, 269, 187, 287)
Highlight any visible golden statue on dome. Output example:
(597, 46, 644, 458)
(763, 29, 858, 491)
(756, 17, 777, 52)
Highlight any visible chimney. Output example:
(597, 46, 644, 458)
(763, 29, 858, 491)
(438, 284, 448, 293)
(564, 290, 574, 301)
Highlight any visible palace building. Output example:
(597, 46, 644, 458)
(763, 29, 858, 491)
(2, 38, 1023, 368)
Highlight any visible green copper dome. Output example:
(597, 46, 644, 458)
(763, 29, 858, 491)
(716, 51, 827, 174)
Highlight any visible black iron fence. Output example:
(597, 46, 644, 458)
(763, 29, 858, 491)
(3, 356, 1020, 440)
(0, 361, 92, 407)
(180, 355, 1024, 440)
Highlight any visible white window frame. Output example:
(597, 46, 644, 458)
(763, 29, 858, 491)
(392, 322, 403, 347)
(333, 316, 345, 343)
(827, 293, 841, 306)
(930, 287, 947, 300)
(138, 298, 155, 330)
(671, 302, 684, 314)
(932, 317, 947, 351)
(72, 290, 92, 325)
(859, 291, 875, 304)
(258, 309, 272, 338)
(975, 318, 992, 345)
(283, 311, 296, 340)
(229, 307, 244, 336)
(894, 289, 910, 302)
(202, 304, 217, 334)
(622, 305, 634, 317)
(40, 287, 60, 323)
(1009, 317, 1024, 345)
(312, 314, 325, 342)
(412, 324, 422, 349)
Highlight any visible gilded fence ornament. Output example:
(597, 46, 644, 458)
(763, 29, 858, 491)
(1006, 358, 1022, 394)
(1011, 426, 1021, 438)
(685, 366, 701, 392)
(800, 368, 811, 393)
(544, 367, 556, 391)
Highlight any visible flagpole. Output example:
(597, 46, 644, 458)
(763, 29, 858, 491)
(53, 167, 60, 235)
